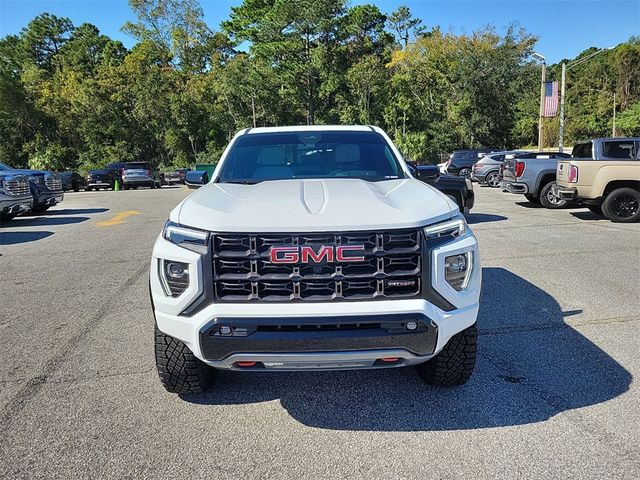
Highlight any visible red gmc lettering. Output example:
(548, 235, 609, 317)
(336, 245, 365, 262)
(270, 245, 366, 264)
(301, 245, 334, 263)
(269, 246, 299, 263)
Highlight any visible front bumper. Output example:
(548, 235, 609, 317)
(150, 229, 481, 371)
(0, 195, 33, 215)
(32, 188, 63, 208)
(87, 180, 112, 188)
(553, 184, 578, 201)
(199, 313, 438, 370)
(501, 181, 528, 194)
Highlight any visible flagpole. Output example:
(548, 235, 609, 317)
(538, 61, 546, 152)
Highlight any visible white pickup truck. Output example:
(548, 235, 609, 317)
(149, 126, 481, 394)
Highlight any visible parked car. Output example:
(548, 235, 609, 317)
(175, 168, 189, 183)
(0, 171, 32, 221)
(60, 171, 86, 192)
(472, 150, 526, 187)
(501, 151, 572, 208)
(121, 162, 161, 190)
(151, 125, 481, 394)
(445, 148, 496, 177)
(0, 162, 63, 213)
(411, 164, 475, 214)
(163, 171, 183, 185)
(86, 168, 117, 191)
(554, 138, 640, 222)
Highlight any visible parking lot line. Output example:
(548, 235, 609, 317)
(94, 210, 141, 227)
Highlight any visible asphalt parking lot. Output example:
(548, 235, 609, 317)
(1, 185, 639, 479)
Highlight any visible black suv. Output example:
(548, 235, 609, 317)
(445, 148, 496, 177)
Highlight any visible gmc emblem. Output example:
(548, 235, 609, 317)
(269, 245, 366, 264)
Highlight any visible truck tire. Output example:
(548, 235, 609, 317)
(602, 187, 640, 223)
(155, 326, 217, 394)
(524, 194, 540, 204)
(485, 171, 501, 188)
(539, 181, 567, 209)
(415, 324, 477, 386)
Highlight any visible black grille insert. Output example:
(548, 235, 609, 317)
(212, 229, 421, 302)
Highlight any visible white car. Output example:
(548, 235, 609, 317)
(150, 125, 481, 394)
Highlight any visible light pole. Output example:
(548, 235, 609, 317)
(532, 52, 546, 152)
(559, 47, 613, 152)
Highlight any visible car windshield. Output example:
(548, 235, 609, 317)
(216, 131, 404, 184)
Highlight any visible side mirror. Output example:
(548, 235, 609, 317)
(185, 171, 208, 189)
(416, 165, 440, 181)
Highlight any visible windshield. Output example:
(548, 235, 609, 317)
(0, 162, 10, 170)
(216, 131, 404, 184)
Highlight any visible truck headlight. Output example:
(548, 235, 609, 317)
(444, 252, 473, 291)
(423, 214, 467, 240)
(160, 260, 190, 297)
(162, 220, 209, 254)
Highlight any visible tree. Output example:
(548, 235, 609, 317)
(387, 5, 423, 48)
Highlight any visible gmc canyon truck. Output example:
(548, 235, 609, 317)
(501, 151, 572, 208)
(554, 137, 640, 222)
(150, 126, 481, 394)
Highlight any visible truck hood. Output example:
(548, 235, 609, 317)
(174, 178, 455, 232)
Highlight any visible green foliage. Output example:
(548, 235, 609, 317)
(0, 1, 638, 172)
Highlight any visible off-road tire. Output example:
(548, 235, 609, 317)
(416, 324, 477, 386)
(155, 326, 217, 394)
(602, 187, 640, 223)
(539, 181, 567, 209)
(524, 194, 540, 204)
(587, 204, 603, 215)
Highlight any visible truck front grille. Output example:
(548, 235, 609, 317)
(211, 229, 421, 302)
(45, 176, 62, 190)
(3, 176, 30, 196)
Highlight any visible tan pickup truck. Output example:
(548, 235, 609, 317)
(554, 137, 640, 222)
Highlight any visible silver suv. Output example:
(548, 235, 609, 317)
(472, 151, 525, 187)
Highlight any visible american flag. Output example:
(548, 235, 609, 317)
(544, 81, 559, 117)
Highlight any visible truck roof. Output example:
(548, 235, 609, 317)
(241, 125, 377, 134)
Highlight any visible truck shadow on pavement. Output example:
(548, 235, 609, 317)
(0, 231, 54, 245)
(6, 216, 90, 227)
(465, 213, 508, 224)
(184, 267, 632, 431)
(32, 208, 108, 216)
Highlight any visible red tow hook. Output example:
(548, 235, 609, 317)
(236, 361, 257, 367)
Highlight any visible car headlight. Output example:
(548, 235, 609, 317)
(444, 252, 473, 291)
(162, 220, 209, 254)
(423, 213, 467, 240)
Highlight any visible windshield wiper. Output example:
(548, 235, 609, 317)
(221, 179, 262, 185)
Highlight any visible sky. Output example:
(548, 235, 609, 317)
(0, 0, 638, 64)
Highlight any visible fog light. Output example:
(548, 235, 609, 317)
(166, 262, 187, 279)
(219, 325, 232, 336)
(445, 252, 472, 291)
(160, 260, 190, 297)
(406, 321, 418, 331)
